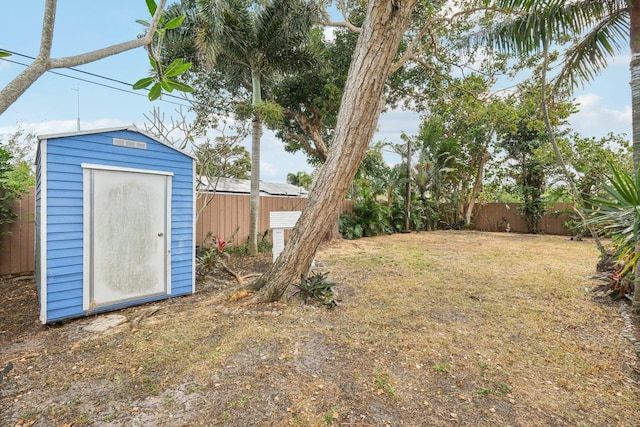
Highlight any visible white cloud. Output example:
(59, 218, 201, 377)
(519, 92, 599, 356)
(569, 93, 631, 137)
(0, 118, 132, 137)
(260, 161, 280, 179)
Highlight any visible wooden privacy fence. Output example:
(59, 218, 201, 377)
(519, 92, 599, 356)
(195, 194, 354, 247)
(0, 188, 35, 276)
(1, 192, 576, 276)
(472, 202, 574, 235)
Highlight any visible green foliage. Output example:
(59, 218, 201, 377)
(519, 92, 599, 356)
(133, 1, 193, 100)
(388, 193, 426, 232)
(588, 163, 640, 298)
(593, 267, 633, 300)
(255, 100, 284, 128)
(196, 232, 227, 276)
(496, 76, 567, 233)
(550, 132, 631, 200)
(517, 159, 548, 234)
(433, 363, 450, 373)
(0, 50, 10, 58)
(551, 207, 586, 240)
(339, 187, 391, 240)
(272, 27, 355, 164)
(1, 125, 36, 190)
(133, 58, 193, 101)
(290, 271, 340, 309)
(195, 133, 251, 180)
(286, 171, 313, 190)
(473, 0, 628, 93)
(223, 229, 272, 255)
(0, 146, 24, 235)
(338, 215, 364, 240)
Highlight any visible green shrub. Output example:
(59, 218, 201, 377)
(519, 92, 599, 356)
(290, 271, 340, 309)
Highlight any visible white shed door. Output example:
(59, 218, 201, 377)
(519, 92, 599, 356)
(85, 167, 170, 309)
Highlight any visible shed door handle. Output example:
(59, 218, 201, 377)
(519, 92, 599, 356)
(157, 232, 164, 237)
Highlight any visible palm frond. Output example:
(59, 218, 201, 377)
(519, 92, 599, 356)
(195, 0, 255, 67)
(254, 0, 321, 69)
(472, 0, 628, 90)
(555, 4, 629, 90)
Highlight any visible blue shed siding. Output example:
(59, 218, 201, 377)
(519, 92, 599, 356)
(35, 147, 44, 321)
(38, 128, 194, 323)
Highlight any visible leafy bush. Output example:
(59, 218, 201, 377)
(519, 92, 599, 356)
(339, 213, 364, 240)
(0, 146, 26, 237)
(217, 229, 273, 255)
(339, 188, 392, 239)
(388, 195, 426, 232)
(196, 233, 227, 276)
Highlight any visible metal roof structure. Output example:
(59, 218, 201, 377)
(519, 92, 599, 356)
(198, 177, 308, 197)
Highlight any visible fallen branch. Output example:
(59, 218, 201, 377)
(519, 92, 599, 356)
(220, 261, 244, 283)
(220, 261, 262, 284)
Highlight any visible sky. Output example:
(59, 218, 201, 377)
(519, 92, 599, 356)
(0, 1, 633, 183)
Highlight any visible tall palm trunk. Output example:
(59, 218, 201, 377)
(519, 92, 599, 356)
(249, 69, 262, 255)
(540, 39, 607, 257)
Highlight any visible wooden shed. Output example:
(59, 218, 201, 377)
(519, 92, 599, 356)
(35, 127, 195, 323)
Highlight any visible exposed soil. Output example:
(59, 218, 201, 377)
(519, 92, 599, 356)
(1, 231, 640, 426)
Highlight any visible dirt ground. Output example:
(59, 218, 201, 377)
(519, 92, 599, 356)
(1, 231, 640, 426)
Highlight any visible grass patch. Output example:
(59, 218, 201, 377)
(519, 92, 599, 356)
(374, 369, 397, 399)
(3, 231, 640, 426)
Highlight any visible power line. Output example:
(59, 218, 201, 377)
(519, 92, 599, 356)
(3, 49, 137, 87)
(0, 50, 193, 108)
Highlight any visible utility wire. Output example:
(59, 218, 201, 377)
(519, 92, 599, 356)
(3, 49, 137, 87)
(0, 49, 193, 108)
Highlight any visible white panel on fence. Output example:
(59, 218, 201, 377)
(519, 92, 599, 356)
(270, 211, 301, 262)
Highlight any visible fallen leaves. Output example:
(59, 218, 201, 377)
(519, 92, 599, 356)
(229, 290, 251, 302)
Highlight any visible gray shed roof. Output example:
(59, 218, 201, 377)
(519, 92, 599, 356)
(198, 177, 308, 197)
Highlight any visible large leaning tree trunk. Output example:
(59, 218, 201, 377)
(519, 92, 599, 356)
(0, 0, 167, 116)
(247, 0, 417, 302)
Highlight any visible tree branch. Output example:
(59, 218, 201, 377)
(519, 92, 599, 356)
(286, 109, 329, 161)
(390, 6, 507, 74)
(323, 0, 361, 34)
(39, 0, 57, 57)
(0, 0, 167, 116)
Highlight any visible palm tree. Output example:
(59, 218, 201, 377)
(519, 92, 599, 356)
(168, 0, 320, 254)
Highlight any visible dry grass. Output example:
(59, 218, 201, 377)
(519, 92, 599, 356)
(2, 230, 640, 426)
